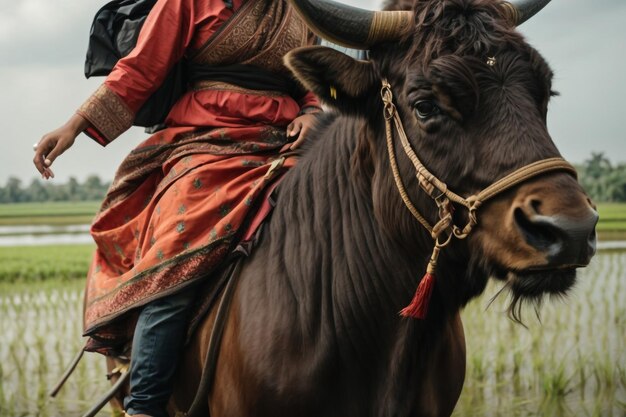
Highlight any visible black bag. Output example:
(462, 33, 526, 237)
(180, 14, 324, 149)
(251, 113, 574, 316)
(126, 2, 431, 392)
(84, 0, 186, 128)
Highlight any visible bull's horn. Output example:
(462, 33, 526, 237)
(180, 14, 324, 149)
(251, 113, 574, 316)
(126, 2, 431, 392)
(288, 0, 413, 49)
(502, 0, 552, 25)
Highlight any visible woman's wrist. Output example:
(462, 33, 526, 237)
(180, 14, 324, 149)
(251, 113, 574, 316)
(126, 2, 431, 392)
(297, 106, 323, 116)
(66, 113, 91, 136)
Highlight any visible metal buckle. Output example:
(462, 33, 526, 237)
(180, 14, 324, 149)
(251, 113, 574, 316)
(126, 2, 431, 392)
(265, 156, 285, 179)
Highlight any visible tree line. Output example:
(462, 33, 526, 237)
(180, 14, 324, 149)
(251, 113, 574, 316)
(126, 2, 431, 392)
(575, 152, 626, 203)
(0, 175, 111, 203)
(0, 152, 624, 203)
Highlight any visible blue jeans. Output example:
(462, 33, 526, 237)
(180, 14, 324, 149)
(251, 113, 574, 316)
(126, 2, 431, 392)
(124, 289, 196, 417)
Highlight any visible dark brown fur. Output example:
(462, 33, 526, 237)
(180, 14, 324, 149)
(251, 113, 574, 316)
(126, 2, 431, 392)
(167, 1, 596, 416)
(383, 0, 417, 10)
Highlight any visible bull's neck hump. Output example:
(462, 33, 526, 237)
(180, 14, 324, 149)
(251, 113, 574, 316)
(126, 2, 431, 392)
(270, 114, 431, 339)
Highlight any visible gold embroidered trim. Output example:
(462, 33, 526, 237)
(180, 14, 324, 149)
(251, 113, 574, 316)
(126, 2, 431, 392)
(242, 6, 308, 74)
(192, 81, 285, 97)
(190, 0, 262, 65)
(78, 84, 134, 143)
(193, 1, 309, 76)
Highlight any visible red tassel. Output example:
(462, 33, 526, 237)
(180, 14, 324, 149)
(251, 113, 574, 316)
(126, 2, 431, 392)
(400, 271, 435, 319)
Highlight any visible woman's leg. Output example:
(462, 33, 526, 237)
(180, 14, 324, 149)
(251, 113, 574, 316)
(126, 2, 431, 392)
(124, 289, 196, 417)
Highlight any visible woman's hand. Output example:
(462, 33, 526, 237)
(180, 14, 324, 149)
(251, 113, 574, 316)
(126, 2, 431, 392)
(33, 114, 89, 179)
(286, 111, 321, 150)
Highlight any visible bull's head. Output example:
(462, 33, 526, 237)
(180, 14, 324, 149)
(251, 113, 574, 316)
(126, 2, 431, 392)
(286, 0, 598, 315)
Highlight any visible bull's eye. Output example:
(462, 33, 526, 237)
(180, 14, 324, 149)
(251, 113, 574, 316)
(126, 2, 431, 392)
(414, 100, 440, 119)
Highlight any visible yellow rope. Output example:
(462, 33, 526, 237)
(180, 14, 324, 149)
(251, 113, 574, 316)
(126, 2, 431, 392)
(473, 158, 578, 203)
(384, 100, 433, 233)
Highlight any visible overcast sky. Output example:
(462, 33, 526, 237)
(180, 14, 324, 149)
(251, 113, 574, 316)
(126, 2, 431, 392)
(0, 0, 624, 184)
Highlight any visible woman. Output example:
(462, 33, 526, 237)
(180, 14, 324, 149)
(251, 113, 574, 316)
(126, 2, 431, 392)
(33, 0, 321, 415)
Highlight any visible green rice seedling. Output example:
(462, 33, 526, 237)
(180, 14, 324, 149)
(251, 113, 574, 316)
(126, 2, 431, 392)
(576, 351, 588, 401)
(470, 352, 486, 382)
(35, 334, 49, 413)
(37, 378, 48, 417)
(0, 362, 4, 408)
(617, 365, 626, 390)
(512, 348, 523, 376)
(541, 362, 575, 399)
(494, 343, 507, 383)
(1, 393, 15, 417)
(532, 354, 545, 386)
(8, 341, 23, 377)
(595, 354, 616, 390)
(538, 395, 575, 417)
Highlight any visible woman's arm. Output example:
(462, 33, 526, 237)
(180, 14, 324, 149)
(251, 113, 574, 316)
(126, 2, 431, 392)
(78, 0, 199, 145)
(33, 0, 205, 177)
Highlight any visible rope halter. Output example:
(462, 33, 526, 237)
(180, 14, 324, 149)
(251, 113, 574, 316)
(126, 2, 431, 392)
(380, 79, 578, 319)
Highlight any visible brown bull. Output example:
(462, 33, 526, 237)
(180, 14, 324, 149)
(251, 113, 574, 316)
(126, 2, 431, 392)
(113, 0, 599, 416)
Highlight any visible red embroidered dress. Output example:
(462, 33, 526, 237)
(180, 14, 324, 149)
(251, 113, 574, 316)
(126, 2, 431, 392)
(76, 0, 318, 350)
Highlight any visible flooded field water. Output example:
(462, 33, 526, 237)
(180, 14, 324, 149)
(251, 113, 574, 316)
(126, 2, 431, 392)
(0, 283, 111, 417)
(0, 225, 92, 247)
(455, 250, 626, 416)
(0, 251, 624, 416)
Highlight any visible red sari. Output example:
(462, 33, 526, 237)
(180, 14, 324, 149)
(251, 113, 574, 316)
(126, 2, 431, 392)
(76, 0, 319, 351)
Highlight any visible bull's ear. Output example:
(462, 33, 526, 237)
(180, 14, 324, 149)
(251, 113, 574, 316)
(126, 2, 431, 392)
(285, 46, 378, 114)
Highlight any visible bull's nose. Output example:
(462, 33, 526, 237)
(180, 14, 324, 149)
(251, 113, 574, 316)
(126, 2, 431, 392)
(514, 205, 598, 266)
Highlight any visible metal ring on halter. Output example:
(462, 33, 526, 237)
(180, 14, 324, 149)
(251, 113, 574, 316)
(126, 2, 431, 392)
(380, 84, 395, 120)
(452, 208, 479, 239)
(432, 188, 448, 204)
(435, 230, 454, 248)
(380, 84, 391, 100)
(452, 225, 466, 239)
(383, 102, 395, 120)
(453, 225, 471, 240)
(382, 95, 395, 120)
(431, 214, 452, 241)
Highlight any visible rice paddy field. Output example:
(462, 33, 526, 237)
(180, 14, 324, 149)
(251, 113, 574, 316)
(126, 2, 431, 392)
(0, 245, 94, 285)
(0, 201, 623, 232)
(0, 280, 111, 417)
(0, 201, 99, 226)
(0, 201, 625, 416)
(597, 203, 626, 241)
(454, 250, 626, 416)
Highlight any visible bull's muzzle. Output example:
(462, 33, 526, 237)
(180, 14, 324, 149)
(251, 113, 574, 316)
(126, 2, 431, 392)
(514, 202, 598, 268)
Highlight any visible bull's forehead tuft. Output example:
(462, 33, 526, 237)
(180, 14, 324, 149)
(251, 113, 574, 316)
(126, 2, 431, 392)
(406, 0, 524, 60)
